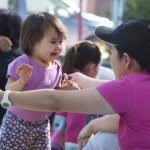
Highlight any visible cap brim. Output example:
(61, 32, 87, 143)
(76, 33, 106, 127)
(95, 26, 118, 45)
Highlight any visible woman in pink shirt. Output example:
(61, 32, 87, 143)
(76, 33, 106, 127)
(0, 19, 150, 150)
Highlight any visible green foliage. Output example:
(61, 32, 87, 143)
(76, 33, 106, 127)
(103, 8, 111, 19)
(123, 0, 150, 21)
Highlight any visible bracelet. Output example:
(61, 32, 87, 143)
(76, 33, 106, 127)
(1, 90, 12, 109)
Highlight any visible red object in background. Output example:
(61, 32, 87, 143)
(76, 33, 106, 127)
(78, 0, 83, 41)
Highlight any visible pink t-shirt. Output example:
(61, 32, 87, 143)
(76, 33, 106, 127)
(96, 71, 150, 150)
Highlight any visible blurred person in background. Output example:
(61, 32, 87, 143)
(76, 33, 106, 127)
(0, 36, 12, 52)
(85, 36, 115, 80)
(0, 10, 22, 125)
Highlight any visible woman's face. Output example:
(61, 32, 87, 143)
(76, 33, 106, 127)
(110, 46, 125, 79)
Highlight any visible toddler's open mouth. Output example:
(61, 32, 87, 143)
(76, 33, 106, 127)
(51, 52, 59, 57)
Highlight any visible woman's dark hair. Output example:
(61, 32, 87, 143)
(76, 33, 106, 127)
(0, 10, 22, 49)
(115, 46, 124, 59)
(115, 44, 150, 73)
(62, 41, 101, 74)
(19, 12, 66, 55)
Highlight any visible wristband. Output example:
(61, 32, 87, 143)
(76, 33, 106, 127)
(1, 90, 12, 109)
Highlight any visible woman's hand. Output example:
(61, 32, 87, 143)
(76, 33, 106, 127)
(67, 72, 90, 89)
(78, 123, 93, 150)
(68, 72, 102, 89)
(78, 114, 119, 149)
(60, 73, 81, 90)
(16, 64, 33, 85)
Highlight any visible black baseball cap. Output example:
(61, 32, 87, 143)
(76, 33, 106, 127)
(95, 19, 150, 65)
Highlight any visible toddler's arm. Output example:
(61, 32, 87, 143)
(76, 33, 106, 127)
(6, 64, 32, 91)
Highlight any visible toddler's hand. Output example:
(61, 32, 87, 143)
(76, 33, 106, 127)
(60, 73, 81, 90)
(16, 64, 33, 84)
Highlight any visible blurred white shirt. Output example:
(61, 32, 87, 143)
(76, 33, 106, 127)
(96, 66, 115, 80)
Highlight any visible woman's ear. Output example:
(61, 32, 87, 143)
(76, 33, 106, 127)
(123, 53, 132, 69)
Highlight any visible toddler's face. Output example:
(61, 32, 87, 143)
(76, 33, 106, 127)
(32, 29, 63, 62)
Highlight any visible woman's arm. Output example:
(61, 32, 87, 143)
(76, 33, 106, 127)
(78, 114, 119, 150)
(68, 72, 109, 89)
(0, 87, 115, 115)
(79, 114, 119, 138)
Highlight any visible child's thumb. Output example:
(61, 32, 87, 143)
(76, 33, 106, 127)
(63, 73, 68, 80)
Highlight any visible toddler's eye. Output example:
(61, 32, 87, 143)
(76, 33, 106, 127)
(51, 41, 56, 44)
(60, 41, 63, 45)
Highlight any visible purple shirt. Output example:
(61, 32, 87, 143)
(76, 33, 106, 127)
(96, 71, 150, 150)
(7, 54, 62, 121)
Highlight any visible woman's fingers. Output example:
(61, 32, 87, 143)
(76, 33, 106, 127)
(78, 137, 89, 150)
(63, 73, 68, 80)
(62, 73, 69, 84)
(62, 73, 81, 90)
